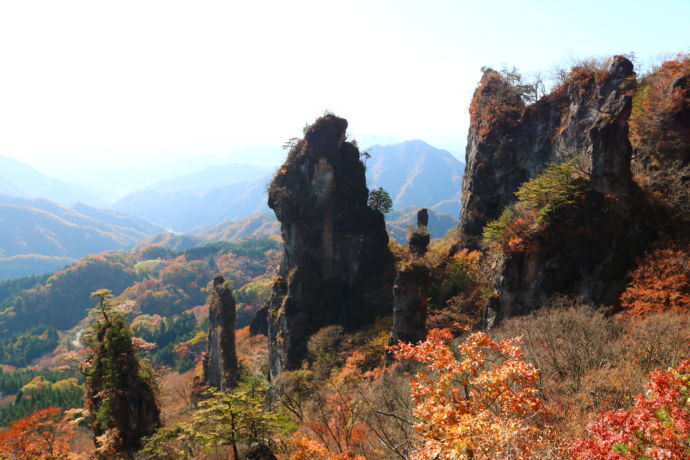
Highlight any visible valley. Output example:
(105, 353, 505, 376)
(0, 3, 687, 458)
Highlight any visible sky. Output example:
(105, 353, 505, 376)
(0, 0, 688, 177)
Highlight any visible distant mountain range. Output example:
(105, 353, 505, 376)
(37, 146, 287, 197)
(0, 194, 162, 280)
(111, 161, 275, 232)
(113, 175, 271, 233)
(0, 156, 111, 206)
(146, 163, 272, 193)
(113, 140, 464, 232)
(365, 140, 464, 216)
(0, 140, 464, 277)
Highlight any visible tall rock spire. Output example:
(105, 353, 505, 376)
(203, 275, 239, 391)
(265, 113, 395, 381)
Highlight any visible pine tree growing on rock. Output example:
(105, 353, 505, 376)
(83, 289, 160, 457)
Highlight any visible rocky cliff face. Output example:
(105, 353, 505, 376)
(630, 57, 690, 221)
(203, 275, 239, 391)
(266, 114, 395, 381)
(460, 56, 638, 245)
(459, 56, 652, 322)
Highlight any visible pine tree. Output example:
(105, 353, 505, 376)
(368, 187, 393, 214)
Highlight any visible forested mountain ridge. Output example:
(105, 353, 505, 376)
(197, 213, 280, 243)
(0, 195, 163, 279)
(196, 207, 457, 244)
(0, 237, 280, 333)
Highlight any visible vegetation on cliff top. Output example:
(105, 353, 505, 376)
(83, 289, 161, 456)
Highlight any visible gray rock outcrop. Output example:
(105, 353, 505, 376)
(203, 275, 239, 391)
(459, 56, 652, 322)
(265, 114, 395, 382)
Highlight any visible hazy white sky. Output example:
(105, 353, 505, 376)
(0, 0, 688, 173)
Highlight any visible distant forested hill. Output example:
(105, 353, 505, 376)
(0, 237, 280, 333)
(0, 195, 162, 279)
(198, 213, 280, 242)
(194, 208, 457, 245)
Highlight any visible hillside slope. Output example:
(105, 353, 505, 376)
(0, 195, 163, 279)
(198, 213, 280, 242)
(365, 140, 464, 216)
(0, 156, 110, 206)
(113, 176, 271, 233)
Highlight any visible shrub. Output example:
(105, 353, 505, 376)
(514, 158, 588, 222)
(469, 68, 526, 137)
(482, 207, 516, 244)
(0, 407, 81, 459)
(572, 360, 690, 460)
(430, 249, 482, 305)
(307, 326, 344, 379)
(622, 311, 690, 373)
(620, 243, 690, 317)
(408, 226, 431, 258)
(494, 299, 621, 395)
(630, 54, 690, 160)
(273, 369, 316, 422)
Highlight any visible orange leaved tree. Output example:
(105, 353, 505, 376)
(390, 328, 554, 459)
(620, 244, 690, 317)
(0, 407, 81, 459)
(289, 434, 366, 460)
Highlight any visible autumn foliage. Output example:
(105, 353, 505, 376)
(289, 434, 366, 460)
(482, 158, 588, 254)
(390, 328, 553, 459)
(296, 352, 372, 457)
(630, 54, 690, 160)
(572, 360, 690, 459)
(0, 407, 80, 459)
(469, 69, 525, 137)
(620, 243, 690, 316)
